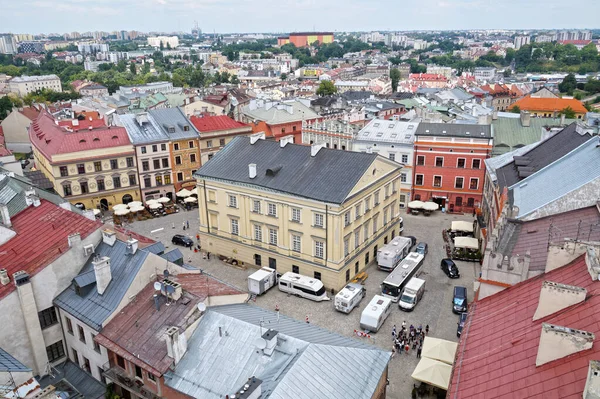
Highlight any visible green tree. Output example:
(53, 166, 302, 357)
(390, 68, 401, 92)
(172, 73, 185, 87)
(509, 105, 521, 114)
(0, 96, 13, 119)
(365, 59, 372, 65)
(558, 73, 577, 95)
(280, 73, 287, 81)
(129, 62, 136, 75)
(230, 75, 240, 85)
(584, 78, 600, 94)
(159, 42, 164, 51)
(316, 80, 337, 96)
(142, 62, 151, 74)
(560, 106, 576, 119)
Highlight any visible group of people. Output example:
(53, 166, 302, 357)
(391, 321, 429, 358)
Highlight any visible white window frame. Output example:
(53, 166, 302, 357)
(228, 195, 237, 208)
(344, 238, 349, 256)
(415, 174, 424, 186)
(400, 173, 407, 183)
(314, 213, 324, 228)
(292, 234, 301, 252)
(267, 203, 277, 217)
(392, 180, 398, 193)
(457, 158, 466, 168)
(469, 178, 479, 190)
(372, 217, 378, 234)
(291, 208, 301, 223)
(314, 240, 324, 259)
(365, 196, 371, 211)
(230, 219, 239, 236)
(455, 176, 464, 189)
(344, 211, 351, 226)
(399, 194, 406, 208)
(384, 184, 390, 198)
(254, 225, 262, 242)
(383, 208, 388, 225)
(355, 231, 360, 248)
(374, 191, 380, 205)
(435, 156, 444, 167)
(389, 153, 396, 161)
(355, 203, 361, 220)
(364, 223, 369, 242)
(433, 175, 442, 188)
(417, 155, 425, 166)
(401, 154, 409, 164)
(269, 228, 278, 245)
(472, 159, 481, 169)
(252, 200, 261, 214)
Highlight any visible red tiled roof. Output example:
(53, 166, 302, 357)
(29, 111, 132, 159)
(19, 107, 40, 121)
(189, 115, 249, 133)
(0, 126, 3, 137)
(512, 95, 588, 114)
(58, 118, 106, 132)
(0, 200, 101, 300)
(409, 73, 448, 82)
(559, 40, 592, 45)
(449, 255, 600, 399)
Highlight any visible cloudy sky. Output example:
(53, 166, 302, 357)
(1, 0, 598, 34)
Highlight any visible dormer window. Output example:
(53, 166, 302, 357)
(168, 127, 176, 133)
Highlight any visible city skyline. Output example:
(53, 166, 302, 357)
(1, 0, 598, 35)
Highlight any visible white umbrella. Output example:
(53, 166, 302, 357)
(176, 188, 192, 197)
(157, 197, 171, 203)
(191, 187, 199, 196)
(129, 205, 145, 213)
(411, 357, 452, 390)
(454, 236, 479, 250)
(146, 199, 159, 205)
(92, 209, 101, 216)
(421, 337, 458, 365)
(128, 201, 143, 207)
(114, 209, 130, 216)
(423, 202, 439, 211)
(408, 200, 425, 209)
(451, 221, 474, 233)
(184, 197, 197, 203)
(112, 204, 128, 211)
(148, 203, 163, 210)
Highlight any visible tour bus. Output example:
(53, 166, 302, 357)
(380, 252, 425, 302)
(359, 295, 392, 332)
(278, 272, 330, 302)
(334, 283, 366, 314)
(377, 236, 413, 272)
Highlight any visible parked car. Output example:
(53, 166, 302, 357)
(415, 242, 428, 256)
(172, 234, 194, 247)
(453, 286, 468, 314)
(441, 258, 460, 278)
(457, 312, 468, 337)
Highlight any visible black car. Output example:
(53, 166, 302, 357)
(453, 286, 468, 314)
(415, 242, 428, 256)
(457, 312, 468, 337)
(172, 234, 194, 247)
(441, 258, 460, 278)
(406, 236, 417, 248)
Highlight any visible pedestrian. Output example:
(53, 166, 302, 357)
(182, 221, 186, 230)
(391, 345, 396, 358)
(425, 324, 429, 335)
(405, 344, 410, 353)
(392, 325, 397, 340)
(417, 344, 422, 358)
(186, 220, 190, 229)
(207, 252, 211, 260)
(402, 320, 406, 329)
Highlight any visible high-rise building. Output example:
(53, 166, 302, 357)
(147, 36, 179, 48)
(514, 35, 530, 50)
(0, 34, 17, 54)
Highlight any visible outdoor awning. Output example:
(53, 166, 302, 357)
(114, 209, 129, 216)
(129, 205, 145, 212)
(423, 202, 439, 211)
(408, 200, 425, 209)
(421, 337, 458, 365)
(148, 203, 163, 210)
(146, 199, 160, 205)
(184, 197, 198, 203)
(128, 201, 143, 207)
(411, 357, 452, 390)
(176, 188, 192, 197)
(112, 204, 128, 211)
(451, 221, 474, 233)
(157, 197, 171, 203)
(191, 187, 199, 196)
(454, 236, 479, 250)
(92, 209, 101, 216)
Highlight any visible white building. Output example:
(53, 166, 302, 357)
(8, 75, 62, 96)
(352, 118, 419, 208)
(301, 119, 360, 151)
(473, 67, 497, 82)
(426, 65, 453, 79)
(0, 34, 17, 54)
(514, 35, 530, 50)
(147, 36, 179, 48)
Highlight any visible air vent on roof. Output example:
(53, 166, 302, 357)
(93, 138, 100, 142)
(112, 135, 118, 139)
(266, 166, 282, 177)
(79, 139, 86, 143)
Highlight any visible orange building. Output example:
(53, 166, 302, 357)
(277, 32, 334, 47)
(511, 95, 588, 119)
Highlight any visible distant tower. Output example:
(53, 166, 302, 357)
(191, 21, 200, 38)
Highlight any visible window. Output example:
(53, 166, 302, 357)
(364, 224, 369, 242)
(99, 367, 106, 384)
(467, 197, 475, 207)
(150, 160, 159, 170)
(254, 225, 262, 241)
(220, 138, 226, 146)
(164, 174, 171, 184)
(116, 355, 125, 369)
(269, 229, 278, 245)
(355, 203, 361, 220)
(174, 143, 180, 150)
(417, 155, 425, 166)
(372, 217, 378, 234)
(415, 174, 424, 186)
(94, 161, 102, 172)
(143, 177, 151, 188)
(228, 195, 237, 208)
(268, 203, 277, 217)
(457, 158, 466, 168)
(435, 157, 444, 167)
(344, 238, 349, 256)
(252, 200, 261, 213)
(83, 357, 91, 373)
(77, 163, 85, 174)
(314, 213, 324, 227)
(314, 271, 322, 281)
(231, 219, 239, 235)
(433, 176, 442, 188)
(184, 125, 190, 131)
(63, 184, 72, 197)
(152, 145, 158, 152)
(456, 197, 463, 206)
(177, 172, 184, 181)
(292, 265, 299, 274)
(161, 158, 169, 168)
(400, 173, 407, 183)
(384, 208, 388, 225)
(389, 153, 395, 161)
(65, 317, 73, 334)
(46, 341, 65, 362)
(344, 211, 351, 226)
(175, 156, 182, 165)
(155, 175, 163, 186)
(60, 166, 68, 177)
(208, 154, 214, 160)
(384, 185, 390, 198)
(92, 334, 101, 353)
(364, 197, 370, 211)
(281, 127, 286, 133)
(110, 159, 118, 170)
(142, 161, 150, 171)
(126, 157, 134, 167)
(148, 372, 156, 382)
(401, 154, 408, 163)
(472, 159, 481, 169)
(292, 235, 301, 252)
(292, 208, 301, 222)
(315, 241, 324, 259)
(206, 140, 213, 148)
(38, 307, 58, 329)
(113, 177, 121, 188)
(129, 175, 136, 186)
(355, 262, 359, 274)
(365, 251, 369, 265)
(188, 141, 195, 149)
(374, 191, 380, 205)
(161, 144, 166, 151)
(392, 180, 397, 193)
(190, 153, 197, 163)
(355, 231, 360, 248)
(469, 178, 479, 190)
(141, 146, 147, 154)
(80, 182, 89, 194)
(135, 365, 143, 379)
(78, 325, 86, 343)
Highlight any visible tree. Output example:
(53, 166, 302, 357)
(390, 68, 401, 92)
(558, 73, 577, 95)
(0, 96, 13, 119)
(509, 105, 521, 114)
(365, 59, 372, 65)
(230, 75, 240, 85)
(159, 42, 164, 51)
(560, 106, 576, 119)
(280, 73, 287, 81)
(316, 80, 337, 96)
(129, 62, 136, 75)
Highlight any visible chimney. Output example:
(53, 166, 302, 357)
(262, 329, 278, 356)
(165, 326, 187, 365)
(72, 119, 79, 126)
(520, 110, 530, 127)
(250, 131, 265, 144)
(532, 281, 587, 321)
(0, 268, 9, 285)
(535, 323, 594, 366)
(492, 110, 498, 120)
(279, 135, 294, 147)
(67, 232, 81, 248)
(311, 143, 326, 157)
(126, 237, 139, 255)
(248, 163, 257, 179)
(101, 229, 117, 246)
(93, 256, 112, 295)
(584, 361, 600, 398)
(0, 203, 11, 228)
(560, 113, 566, 125)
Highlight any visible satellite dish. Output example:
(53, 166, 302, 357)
(166, 285, 175, 294)
(153, 282, 162, 291)
(197, 303, 206, 312)
(253, 338, 267, 350)
(163, 269, 170, 278)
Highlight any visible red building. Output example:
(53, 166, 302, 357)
(277, 32, 334, 47)
(412, 123, 493, 213)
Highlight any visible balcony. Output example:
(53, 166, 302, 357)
(103, 365, 160, 399)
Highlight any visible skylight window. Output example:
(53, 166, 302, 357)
(374, 123, 380, 127)
(391, 134, 397, 138)
(376, 133, 383, 137)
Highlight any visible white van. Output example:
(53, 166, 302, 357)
(359, 295, 392, 332)
(334, 283, 366, 314)
(399, 277, 426, 311)
(278, 272, 330, 302)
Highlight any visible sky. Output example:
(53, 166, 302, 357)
(1, 0, 598, 35)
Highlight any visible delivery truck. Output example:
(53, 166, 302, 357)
(247, 267, 277, 295)
(398, 277, 426, 311)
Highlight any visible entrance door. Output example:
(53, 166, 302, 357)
(122, 194, 133, 204)
(166, 192, 173, 201)
(254, 254, 262, 266)
(269, 257, 277, 270)
(100, 199, 109, 211)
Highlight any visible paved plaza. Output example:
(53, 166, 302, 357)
(125, 207, 477, 398)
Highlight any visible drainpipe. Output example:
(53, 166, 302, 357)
(203, 180, 210, 232)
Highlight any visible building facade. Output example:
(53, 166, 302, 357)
(8, 75, 62, 96)
(301, 119, 359, 151)
(412, 123, 492, 214)
(190, 115, 253, 164)
(0, 106, 40, 153)
(195, 134, 402, 290)
(277, 32, 334, 47)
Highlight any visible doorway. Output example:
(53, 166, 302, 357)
(100, 199, 109, 211)
(122, 194, 133, 204)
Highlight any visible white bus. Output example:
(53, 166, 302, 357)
(381, 252, 425, 302)
(359, 295, 392, 332)
(377, 236, 413, 272)
(334, 283, 366, 314)
(278, 272, 330, 302)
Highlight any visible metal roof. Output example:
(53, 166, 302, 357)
(160, 248, 183, 263)
(195, 136, 384, 204)
(148, 107, 199, 140)
(54, 240, 149, 331)
(38, 360, 105, 399)
(415, 122, 492, 138)
(118, 113, 169, 145)
(0, 347, 30, 372)
(241, 99, 320, 124)
(355, 118, 418, 145)
(144, 241, 165, 255)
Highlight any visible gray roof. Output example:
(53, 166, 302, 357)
(355, 118, 418, 145)
(0, 347, 30, 372)
(144, 241, 165, 255)
(54, 240, 149, 331)
(195, 136, 383, 204)
(119, 113, 170, 145)
(165, 305, 389, 399)
(242, 99, 319, 124)
(148, 107, 199, 140)
(415, 122, 492, 138)
(39, 360, 105, 399)
(485, 142, 540, 183)
(161, 248, 183, 263)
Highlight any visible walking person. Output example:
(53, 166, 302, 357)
(392, 345, 396, 358)
(425, 324, 430, 335)
(186, 220, 190, 229)
(182, 221, 186, 230)
(417, 343, 422, 358)
(207, 252, 210, 260)
(392, 325, 397, 340)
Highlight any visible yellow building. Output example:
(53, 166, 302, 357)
(30, 111, 140, 210)
(195, 133, 402, 290)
